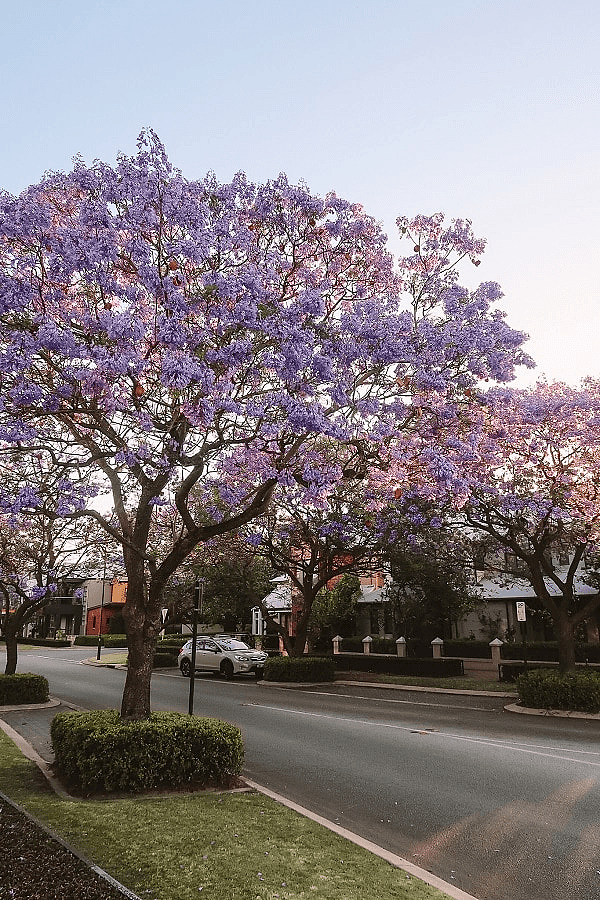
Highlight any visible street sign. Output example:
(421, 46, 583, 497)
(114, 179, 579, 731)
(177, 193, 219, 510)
(516, 602, 526, 622)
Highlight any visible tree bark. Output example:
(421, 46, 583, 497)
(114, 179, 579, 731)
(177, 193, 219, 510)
(555, 610, 577, 673)
(119, 559, 161, 721)
(3, 626, 18, 675)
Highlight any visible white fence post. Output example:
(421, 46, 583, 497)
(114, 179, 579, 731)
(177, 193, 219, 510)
(431, 637, 444, 658)
(396, 637, 407, 658)
(489, 638, 503, 665)
(362, 635, 373, 655)
(332, 635, 343, 655)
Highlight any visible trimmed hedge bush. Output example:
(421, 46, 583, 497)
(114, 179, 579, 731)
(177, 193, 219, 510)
(74, 634, 128, 647)
(502, 642, 600, 663)
(0, 673, 49, 705)
(340, 637, 398, 654)
(444, 640, 492, 659)
(152, 651, 179, 668)
(50, 709, 244, 795)
(264, 655, 335, 682)
(156, 637, 188, 648)
(16, 638, 70, 647)
(333, 653, 464, 677)
(517, 668, 600, 713)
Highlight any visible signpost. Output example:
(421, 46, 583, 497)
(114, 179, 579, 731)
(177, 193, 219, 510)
(188, 578, 204, 716)
(516, 602, 528, 670)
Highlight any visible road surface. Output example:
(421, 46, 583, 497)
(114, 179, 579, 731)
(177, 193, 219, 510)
(4, 645, 600, 900)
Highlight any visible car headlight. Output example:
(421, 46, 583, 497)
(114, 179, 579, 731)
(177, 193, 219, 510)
(234, 655, 249, 662)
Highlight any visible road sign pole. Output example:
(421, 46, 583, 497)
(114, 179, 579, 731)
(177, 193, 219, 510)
(516, 602, 528, 671)
(188, 578, 204, 716)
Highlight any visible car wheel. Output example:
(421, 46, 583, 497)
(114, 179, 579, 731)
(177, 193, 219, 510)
(220, 659, 234, 680)
(180, 658, 191, 677)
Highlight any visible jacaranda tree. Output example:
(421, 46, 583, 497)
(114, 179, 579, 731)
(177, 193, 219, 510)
(0, 446, 100, 674)
(0, 131, 531, 718)
(390, 380, 600, 670)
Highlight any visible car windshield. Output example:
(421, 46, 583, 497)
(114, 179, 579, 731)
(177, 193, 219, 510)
(215, 639, 250, 651)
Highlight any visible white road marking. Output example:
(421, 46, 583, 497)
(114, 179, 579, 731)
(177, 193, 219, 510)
(245, 702, 600, 767)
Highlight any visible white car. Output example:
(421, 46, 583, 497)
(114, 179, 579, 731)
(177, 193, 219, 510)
(178, 636, 268, 679)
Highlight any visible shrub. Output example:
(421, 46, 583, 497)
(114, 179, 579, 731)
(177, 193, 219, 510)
(156, 636, 188, 649)
(264, 656, 335, 682)
(16, 638, 70, 647)
(0, 673, 49, 705)
(339, 637, 397, 654)
(152, 651, 178, 668)
(74, 634, 128, 647)
(517, 668, 600, 713)
(501, 642, 600, 663)
(108, 611, 126, 634)
(50, 710, 244, 795)
(445, 640, 491, 659)
(332, 653, 464, 677)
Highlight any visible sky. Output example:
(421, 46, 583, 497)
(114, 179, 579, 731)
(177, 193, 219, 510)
(2, 0, 599, 387)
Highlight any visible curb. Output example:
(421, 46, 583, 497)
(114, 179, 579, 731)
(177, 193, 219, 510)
(244, 778, 480, 900)
(0, 697, 61, 712)
(259, 678, 518, 698)
(1, 706, 480, 900)
(0, 716, 72, 800)
(334, 679, 518, 698)
(504, 702, 600, 719)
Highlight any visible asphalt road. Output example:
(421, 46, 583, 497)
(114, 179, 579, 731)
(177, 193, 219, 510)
(5, 646, 600, 900)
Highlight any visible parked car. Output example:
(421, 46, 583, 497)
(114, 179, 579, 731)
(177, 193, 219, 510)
(177, 636, 268, 679)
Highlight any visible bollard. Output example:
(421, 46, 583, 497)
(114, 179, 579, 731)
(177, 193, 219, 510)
(332, 635, 343, 655)
(362, 635, 373, 655)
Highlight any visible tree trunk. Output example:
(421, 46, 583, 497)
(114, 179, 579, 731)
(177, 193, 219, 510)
(120, 569, 162, 721)
(3, 626, 18, 675)
(290, 588, 316, 657)
(555, 610, 577, 673)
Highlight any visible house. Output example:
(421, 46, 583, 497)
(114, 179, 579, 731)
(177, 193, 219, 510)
(27, 575, 129, 638)
(29, 577, 86, 638)
(258, 545, 600, 647)
(460, 549, 599, 643)
(83, 577, 127, 635)
(255, 571, 394, 642)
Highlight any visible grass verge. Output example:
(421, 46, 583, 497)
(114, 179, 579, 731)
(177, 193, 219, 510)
(0, 729, 452, 900)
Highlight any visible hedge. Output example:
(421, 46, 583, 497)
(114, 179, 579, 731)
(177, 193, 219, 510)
(264, 656, 335, 682)
(50, 709, 244, 794)
(517, 668, 600, 713)
(16, 638, 70, 648)
(333, 653, 464, 677)
(156, 637, 189, 648)
(444, 640, 492, 659)
(74, 634, 128, 647)
(152, 651, 179, 668)
(0, 673, 49, 705)
(501, 642, 600, 663)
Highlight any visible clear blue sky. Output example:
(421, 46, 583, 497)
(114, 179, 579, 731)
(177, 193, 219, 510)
(3, 0, 599, 386)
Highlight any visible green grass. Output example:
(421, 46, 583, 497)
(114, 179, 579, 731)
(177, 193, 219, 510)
(0, 729, 451, 900)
